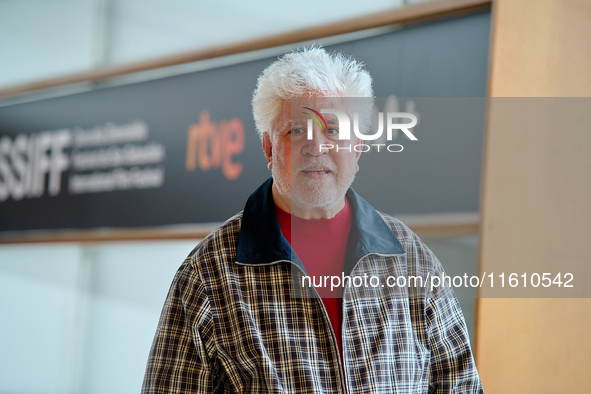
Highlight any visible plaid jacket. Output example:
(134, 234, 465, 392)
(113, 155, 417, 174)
(142, 178, 483, 393)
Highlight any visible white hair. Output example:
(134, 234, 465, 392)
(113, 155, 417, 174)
(251, 46, 374, 140)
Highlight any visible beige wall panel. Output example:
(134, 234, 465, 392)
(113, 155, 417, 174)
(479, 99, 590, 274)
(489, 0, 591, 97)
(477, 0, 591, 392)
(477, 299, 591, 393)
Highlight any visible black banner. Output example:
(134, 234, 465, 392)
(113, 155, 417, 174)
(0, 12, 490, 233)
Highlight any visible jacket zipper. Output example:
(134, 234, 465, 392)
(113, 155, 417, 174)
(239, 252, 405, 394)
(289, 262, 347, 394)
(339, 252, 407, 393)
(237, 259, 347, 393)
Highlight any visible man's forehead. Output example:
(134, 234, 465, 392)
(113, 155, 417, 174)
(276, 114, 339, 130)
(288, 118, 339, 124)
(290, 96, 347, 108)
(284, 98, 348, 120)
(272, 97, 368, 131)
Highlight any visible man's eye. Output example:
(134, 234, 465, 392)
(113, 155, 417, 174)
(326, 128, 339, 136)
(290, 128, 304, 135)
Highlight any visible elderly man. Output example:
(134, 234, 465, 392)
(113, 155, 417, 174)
(142, 47, 483, 393)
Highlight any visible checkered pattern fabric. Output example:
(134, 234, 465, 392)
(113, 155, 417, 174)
(142, 181, 483, 393)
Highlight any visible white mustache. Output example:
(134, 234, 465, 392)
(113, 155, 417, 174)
(294, 159, 337, 173)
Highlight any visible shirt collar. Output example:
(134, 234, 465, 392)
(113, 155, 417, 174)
(235, 177, 406, 267)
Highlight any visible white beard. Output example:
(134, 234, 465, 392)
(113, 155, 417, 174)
(272, 155, 356, 212)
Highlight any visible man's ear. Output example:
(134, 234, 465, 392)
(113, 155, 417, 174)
(262, 132, 273, 163)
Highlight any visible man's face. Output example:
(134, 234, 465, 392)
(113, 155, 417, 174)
(263, 97, 361, 219)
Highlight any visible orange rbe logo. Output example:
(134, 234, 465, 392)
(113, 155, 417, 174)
(186, 111, 244, 180)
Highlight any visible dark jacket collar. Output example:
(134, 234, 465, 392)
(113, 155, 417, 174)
(235, 177, 406, 269)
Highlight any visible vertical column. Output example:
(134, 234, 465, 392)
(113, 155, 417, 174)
(477, 0, 591, 392)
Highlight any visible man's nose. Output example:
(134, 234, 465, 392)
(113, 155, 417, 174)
(302, 127, 329, 156)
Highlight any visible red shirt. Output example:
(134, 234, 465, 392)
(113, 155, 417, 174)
(275, 199, 352, 358)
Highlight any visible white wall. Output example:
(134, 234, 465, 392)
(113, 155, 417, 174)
(0, 240, 198, 394)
